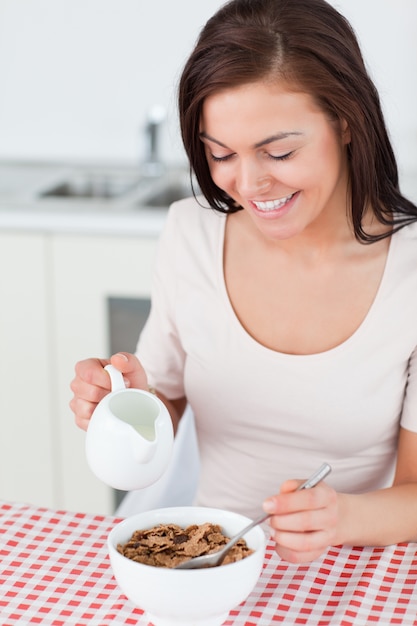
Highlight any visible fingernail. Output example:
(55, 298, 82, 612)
(114, 352, 128, 361)
(263, 499, 275, 514)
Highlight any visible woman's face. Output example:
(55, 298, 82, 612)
(200, 81, 351, 241)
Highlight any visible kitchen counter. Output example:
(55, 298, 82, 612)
(0, 202, 168, 237)
(0, 161, 184, 236)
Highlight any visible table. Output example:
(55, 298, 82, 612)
(1, 501, 417, 625)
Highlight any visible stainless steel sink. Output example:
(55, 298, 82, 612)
(34, 165, 199, 210)
(143, 178, 198, 208)
(39, 170, 142, 200)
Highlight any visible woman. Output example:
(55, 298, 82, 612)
(70, 0, 417, 563)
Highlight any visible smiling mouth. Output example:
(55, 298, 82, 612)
(252, 193, 296, 211)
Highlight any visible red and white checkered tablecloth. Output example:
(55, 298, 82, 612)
(1, 501, 417, 626)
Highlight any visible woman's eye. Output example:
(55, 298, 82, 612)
(269, 151, 294, 162)
(208, 150, 293, 163)
(269, 152, 293, 162)
(209, 153, 234, 163)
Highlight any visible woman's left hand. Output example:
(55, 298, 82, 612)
(263, 479, 339, 563)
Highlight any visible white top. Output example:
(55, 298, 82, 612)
(137, 197, 417, 519)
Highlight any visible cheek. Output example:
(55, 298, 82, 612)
(203, 149, 232, 192)
(319, 133, 347, 176)
(208, 164, 234, 193)
(297, 141, 344, 191)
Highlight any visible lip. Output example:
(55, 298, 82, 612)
(250, 191, 299, 218)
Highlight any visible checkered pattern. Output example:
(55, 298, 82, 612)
(1, 501, 417, 625)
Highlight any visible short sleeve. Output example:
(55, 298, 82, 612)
(135, 202, 186, 399)
(400, 345, 417, 433)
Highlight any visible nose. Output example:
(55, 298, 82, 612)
(236, 159, 272, 197)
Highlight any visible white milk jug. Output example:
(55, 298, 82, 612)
(85, 365, 174, 490)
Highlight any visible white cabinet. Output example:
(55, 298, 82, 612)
(51, 234, 158, 514)
(0, 230, 158, 515)
(0, 233, 55, 506)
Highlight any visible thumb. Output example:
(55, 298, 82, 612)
(109, 352, 149, 390)
(262, 478, 305, 514)
(279, 479, 303, 494)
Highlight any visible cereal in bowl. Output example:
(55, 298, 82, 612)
(117, 522, 253, 568)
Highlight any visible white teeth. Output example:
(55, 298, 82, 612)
(253, 193, 294, 211)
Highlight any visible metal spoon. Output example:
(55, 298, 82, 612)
(175, 462, 332, 570)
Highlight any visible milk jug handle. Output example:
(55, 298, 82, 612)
(104, 364, 126, 392)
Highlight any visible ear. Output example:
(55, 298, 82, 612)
(340, 118, 351, 145)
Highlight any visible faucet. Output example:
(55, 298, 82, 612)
(141, 104, 166, 177)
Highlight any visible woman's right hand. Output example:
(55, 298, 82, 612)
(69, 352, 149, 431)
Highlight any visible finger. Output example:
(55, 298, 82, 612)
(70, 375, 110, 405)
(264, 482, 330, 516)
(70, 397, 98, 432)
(109, 352, 148, 390)
(73, 357, 111, 390)
(274, 540, 328, 564)
(279, 479, 302, 494)
(269, 506, 331, 533)
(70, 358, 113, 405)
(271, 527, 331, 557)
(70, 358, 112, 430)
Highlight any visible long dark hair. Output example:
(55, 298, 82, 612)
(178, 0, 417, 243)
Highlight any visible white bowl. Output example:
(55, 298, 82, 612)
(108, 506, 267, 626)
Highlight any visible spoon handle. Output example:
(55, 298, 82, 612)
(223, 512, 270, 553)
(222, 463, 332, 554)
(297, 462, 332, 491)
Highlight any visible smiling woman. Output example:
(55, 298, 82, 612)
(178, 0, 415, 244)
(70, 0, 417, 565)
(199, 83, 351, 243)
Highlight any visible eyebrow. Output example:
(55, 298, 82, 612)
(199, 130, 304, 149)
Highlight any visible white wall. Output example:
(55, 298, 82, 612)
(0, 0, 223, 165)
(0, 0, 416, 193)
(333, 0, 417, 196)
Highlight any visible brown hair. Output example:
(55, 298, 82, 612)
(178, 0, 417, 243)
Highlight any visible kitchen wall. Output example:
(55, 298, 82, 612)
(0, 0, 416, 194)
(0, 0, 224, 166)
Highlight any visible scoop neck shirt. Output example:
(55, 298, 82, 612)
(137, 197, 417, 519)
